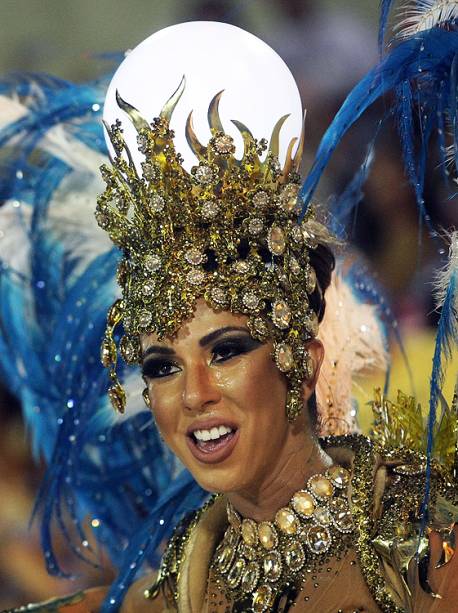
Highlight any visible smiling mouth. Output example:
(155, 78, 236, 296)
(187, 424, 239, 463)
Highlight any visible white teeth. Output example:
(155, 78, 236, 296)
(193, 425, 233, 442)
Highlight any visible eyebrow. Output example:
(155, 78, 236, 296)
(142, 326, 250, 360)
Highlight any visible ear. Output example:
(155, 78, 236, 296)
(301, 339, 324, 406)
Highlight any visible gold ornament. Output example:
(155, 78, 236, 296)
(97, 79, 333, 416)
(213, 466, 353, 610)
(142, 387, 151, 408)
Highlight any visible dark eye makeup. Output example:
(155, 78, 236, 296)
(141, 332, 262, 380)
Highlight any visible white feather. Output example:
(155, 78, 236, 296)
(395, 0, 458, 39)
(433, 231, 458, 313)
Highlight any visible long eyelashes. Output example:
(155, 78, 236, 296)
(142, 335, 262, 380)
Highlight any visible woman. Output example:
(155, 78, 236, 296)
(2, 8, 458, 613)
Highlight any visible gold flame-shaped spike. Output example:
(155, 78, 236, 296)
(185, 111, 208, 160)
(292, 110, 307, 172)
(231, 119, 261, 169)
(208, 90, 225, 135)
(160, 75, 186, 122)
(268, 114, 290, 160)
(116, 90, 150, 133)
(282, 137, 298, 179)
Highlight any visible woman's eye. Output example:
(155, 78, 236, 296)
(211, 338, 261, 363)
(142, 360, 180, 380)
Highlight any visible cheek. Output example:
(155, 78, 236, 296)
(147, 382, 182, 446)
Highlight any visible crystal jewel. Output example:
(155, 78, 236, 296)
(214, 134, 235, 154)
(185, 248, 206, 265)
(186, 269, 205, 286)
(211, 287, 228, 305)
(241, 519, 258, 546)
(329, 498, 353, 533)
(253, 316, 268, 336)
(275, 343, 294, 372)
(241, 561, 260, 593)
(142, 161, 160, 182)
(201, 199, 219, 220)
(120, 336, 138, 363)
(292, 491, 315, 517)
(279, 183, 299, 212)
(252, 190, 269, 207)
(290, 224, 303, 244)
(253, 584, 273, 612)
(194, 164, 214, 184)
(289, 255, 300, 275)
(327, 466, 350, 488)
(263, 551, 282, 582)
(305, 310, 319, 336)
(272, 300, 292, 329)
(243, 290, 260, 310)
(218, 544, 236, 573)
(233, 260, 250, 274)
(258, 522, 278, 550)
(138, 309, 152, 328)
(314, 507, 332, 526)
(108, 383, 126, 414)
(144, 254, 161, 273)
(284, 541, 305, 571)
(275, 507, 298, 535)
(142, 280, 155, 300)
(239, 542, 256, 561)
(306, 525, 331, 554)
(308, 475, 334, 500)
(227, 558, 245, 588)
(149, 193, 165, 212)
(248, 218, 264, 235)
(268, 225, 286, 255)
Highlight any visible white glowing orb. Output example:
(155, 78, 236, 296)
(103, 21, 303, 172)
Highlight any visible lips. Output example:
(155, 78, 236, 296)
(186, 419, 240, 464)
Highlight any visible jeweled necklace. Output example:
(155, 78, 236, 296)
(211, 465, 353, 612)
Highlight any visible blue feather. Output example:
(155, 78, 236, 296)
(379, 0, 395, 55)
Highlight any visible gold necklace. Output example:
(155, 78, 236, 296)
(211, 465, 353, 612)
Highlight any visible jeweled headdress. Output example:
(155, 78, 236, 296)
(96, 23, 333, 419)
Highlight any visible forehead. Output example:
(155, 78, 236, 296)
(141, 299, 249, 350)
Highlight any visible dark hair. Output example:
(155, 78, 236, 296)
(308, 243, 335, 322)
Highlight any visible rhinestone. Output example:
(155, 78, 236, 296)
(142, 280, 155, 298)
(306, 267, 317, 294)
(227, 558, 245, 588)
(241, 561, 260, 593)
(201, 199, 219, 220)
(305, 310, 319, 336)
(292, 491, 315, 517)
(290, 224, 303, 244)
(284, 541, 305, 571)
(185, 248, 206, 266)
(214, 134, 235, 154)
(227, 505, 241, 530)
(327, 466, 350, 488)
(218, 544, 236, 573)
(243, 291, 260, 310)
(252, 191, 269, 207)
(187, 269, 205, 285)
(253, 584, 273, 612)
(241, 519, 258, 546)
(233, 260, 250, 274)
(275, 343, 294, 373)
(314, 507, 332, 526)
(120, 336, 138, 363)
(329, 498, 353, 533)
(142, 162, 160, 182)
(262, 551, 282, 582)
(306, 525, 331, 554)
(303, 351, 314, 379)
(253, 316, 268, 336)
(275, 507, 298, 535)
(268, 225, 286, 255)
(289, 256, 301, 275)
(194, 165, 214, 184)
(272, 300, 292, 329)
(248, 218, 264, 235)
(138, 309, 152, 328)
(238, 542, 256, 561)
(279, 183, 299, 212)
(149, 193, 165, 213)
(144, 254, 161, 273)
(258, 522, 278, 550)
(308, 475, 334, 500)
(211, 287, 227, 305)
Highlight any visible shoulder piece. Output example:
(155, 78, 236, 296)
(144, 496, 218, 609)
(322, 430, 458, 612)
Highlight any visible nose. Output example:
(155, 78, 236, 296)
(182, 361, 221, 414)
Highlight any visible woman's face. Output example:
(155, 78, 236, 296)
(141, 299, 319, 494)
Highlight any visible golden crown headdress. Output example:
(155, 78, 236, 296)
(97, 77, 328, 420)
